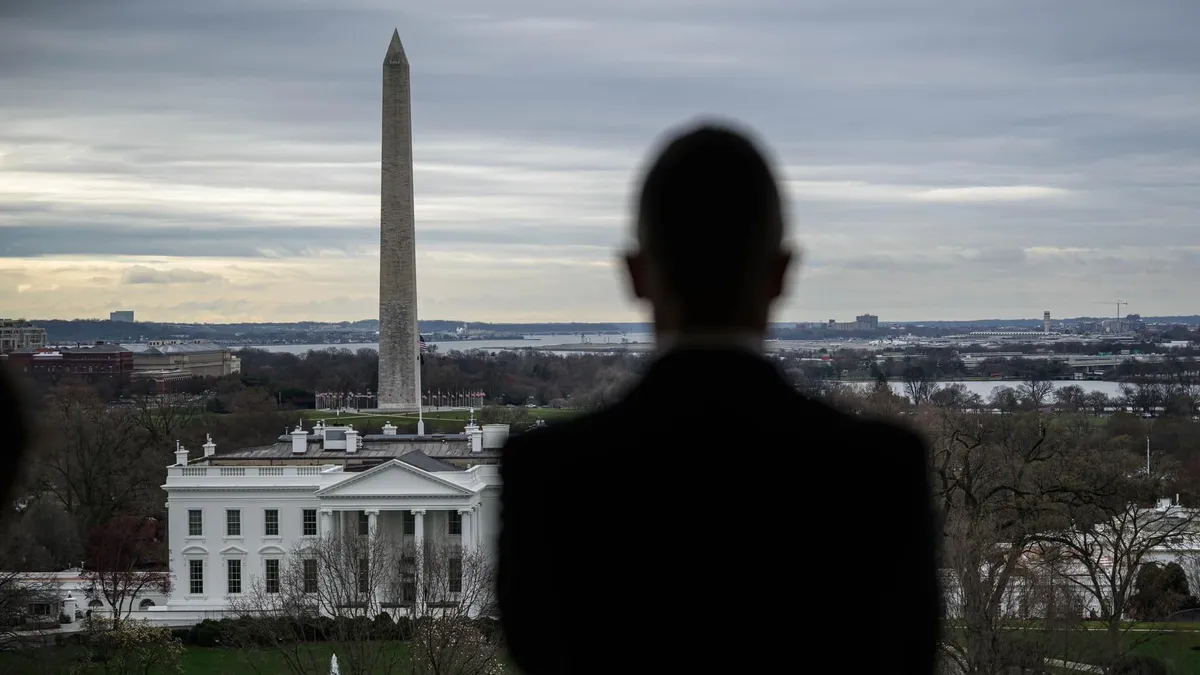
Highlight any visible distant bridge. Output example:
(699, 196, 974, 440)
(522, 331, 629, 344)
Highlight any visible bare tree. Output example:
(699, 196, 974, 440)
(987, 386, 1021, 413)
(1083, 391, 1111, 417)
(930, 383, 984, 411)
(1034, 487, 1200, 659)
(923, 408, 1104, 675)
(80, 515, 172, 630)
(34, 386, 161, 529)
(226, 531, 500, 675)
(1018, 377, 1055, 411)
(403, 543, 502, 675)
(902, 360, 940, 405)
(0, 558, 61, 651)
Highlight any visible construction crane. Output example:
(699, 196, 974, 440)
(1094, 300, 1128, 321)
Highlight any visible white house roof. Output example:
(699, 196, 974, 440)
(316, 458, 477, 498)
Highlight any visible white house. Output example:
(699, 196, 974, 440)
(155, 415, 507, 625)
(7, 566, 170, 624)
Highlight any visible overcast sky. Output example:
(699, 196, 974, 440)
(2, 0, 1198, 323)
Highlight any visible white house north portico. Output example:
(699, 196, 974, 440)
(160, 416, 504, 619)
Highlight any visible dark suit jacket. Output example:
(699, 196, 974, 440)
(498, 348, 939, 674)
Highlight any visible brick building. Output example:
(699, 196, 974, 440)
(6, 343, 134, 383)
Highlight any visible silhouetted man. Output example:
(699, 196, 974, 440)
(0, 364, 31, 513)
(498, 122, 939, 674)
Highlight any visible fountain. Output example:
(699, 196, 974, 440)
(330, 654, 339, 675)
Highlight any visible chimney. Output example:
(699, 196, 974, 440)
(465, 409, 483, 453)
(291, 426, 308, 455)
(202, 434, 216, 458)
(346, 427, 360, 454)
(381, 422, 397, 436)
(174, 441, 188, 467)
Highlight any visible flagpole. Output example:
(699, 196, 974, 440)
(417, 335, 425, 436)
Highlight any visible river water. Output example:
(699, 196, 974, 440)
(246, 338, 1125, 397)
(247, 333, 653, 357)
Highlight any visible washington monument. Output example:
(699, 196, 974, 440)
(377, 29, 420, 411)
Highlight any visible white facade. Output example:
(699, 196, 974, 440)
(160, 420, 503, 623)
(8, 570, 170, 628)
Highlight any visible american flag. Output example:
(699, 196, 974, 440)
(418, 335, 427, 363)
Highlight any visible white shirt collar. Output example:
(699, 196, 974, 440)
(656, 332, 764, 356)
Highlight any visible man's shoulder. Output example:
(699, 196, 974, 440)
(502, 407, 620, 454)
(801, 397, 927, 458)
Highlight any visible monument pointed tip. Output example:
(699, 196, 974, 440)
(385, 29, 407, 62)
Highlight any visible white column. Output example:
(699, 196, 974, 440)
(459, 509, 473, 552)
(474, 505, 482, 549)
(320, 509, 332, 537)
(412, 509, 426, 614)
(366, 509, 380, 612)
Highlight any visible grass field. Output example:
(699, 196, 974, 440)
(0, 642, 520, 675)
(944, 624, 1200, 674)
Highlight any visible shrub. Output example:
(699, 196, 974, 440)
(412, 620, 504, 675)
(1110, 654, 1168, 675)
(188, 619, 224, 648)
(81, 617, 184, 675)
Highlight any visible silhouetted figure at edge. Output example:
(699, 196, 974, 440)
(0, 365, 31, 515)
(498, 122, 939, 674)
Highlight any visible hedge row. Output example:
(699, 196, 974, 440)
(179, 614, 501, 648)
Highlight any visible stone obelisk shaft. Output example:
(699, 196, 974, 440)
(377, 30, 419, 411)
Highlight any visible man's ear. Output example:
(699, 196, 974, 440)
(768, 247, 797, 302)
(623, 250, 650, 300)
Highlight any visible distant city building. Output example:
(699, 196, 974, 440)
(125, 340, 242, 379)
(110, 310, 135, 322)
(1043, 311, 1052, 334)
(6, 342, 133, 382)
(825, 314, 880, 332)
(0, 319, 47, 352)
(856, 314, 880, 331)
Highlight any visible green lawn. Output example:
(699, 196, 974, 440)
(0, 642, 518, 674)
(945, 624, 1200, 675)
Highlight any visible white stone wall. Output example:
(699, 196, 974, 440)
(162, 462, 503, 614)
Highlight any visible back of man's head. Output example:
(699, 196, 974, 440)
(633, 121, 788, 328)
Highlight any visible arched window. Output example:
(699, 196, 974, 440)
(88, 600, 103, 609)
(139, 599, 155, 609)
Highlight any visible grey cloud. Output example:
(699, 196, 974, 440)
(120, 265, 225, 285)
(1, 0, 1199, 319)
(0, 221, 618, 258)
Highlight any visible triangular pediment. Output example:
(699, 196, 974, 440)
(317, 460, 472, 497)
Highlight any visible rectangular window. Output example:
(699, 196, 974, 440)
(358, 557, 369, 594)
(226, 509, 241, 537)
(303, 559, 318, 593)
(302, 509, 317, 536)
(188, 510, 203, 537)
(448, 511, 462, 535)
(448, 556, 462, 594)
(227, 559, 242, 594)
(402, 511, 415, 535)
(400, 556, 416, 603)
(265, 559, 280, 594)
(189, 559, 204, 595)
(264, 509, 279, 537)
(358, 510, 369, 536)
